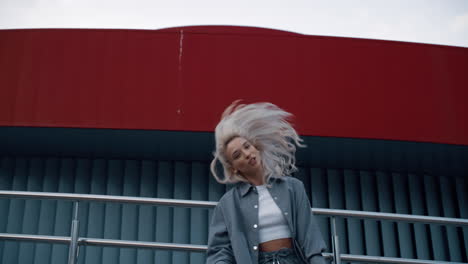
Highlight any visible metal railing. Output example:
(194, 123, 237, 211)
(0, 190, 467, 264)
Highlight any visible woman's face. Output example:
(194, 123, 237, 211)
(225, 137, 261, 176)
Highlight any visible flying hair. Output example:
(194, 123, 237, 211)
(210, 101, 305, 184)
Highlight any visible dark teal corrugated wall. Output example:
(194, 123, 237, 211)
(1, 156, 467, 263)
(0, 157, 228, 264)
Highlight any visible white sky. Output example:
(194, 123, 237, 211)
(1, 0, 467, 48)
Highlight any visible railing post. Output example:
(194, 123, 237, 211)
(68, 201, 80, 264)
(331, 216, 341, 264)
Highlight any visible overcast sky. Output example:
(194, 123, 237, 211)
(1, 0, 467, 48)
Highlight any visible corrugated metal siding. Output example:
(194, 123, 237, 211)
(0, 156, 467, 263)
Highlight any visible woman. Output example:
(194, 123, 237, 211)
(207, 101, 327, 264)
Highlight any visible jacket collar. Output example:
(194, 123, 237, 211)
(237, 176, 284, 197)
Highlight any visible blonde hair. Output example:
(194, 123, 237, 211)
(210, 101, 305, 184)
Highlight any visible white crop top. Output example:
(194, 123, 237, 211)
(256, 185, 292, 243)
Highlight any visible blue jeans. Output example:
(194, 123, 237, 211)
(258, 248, 306, 264)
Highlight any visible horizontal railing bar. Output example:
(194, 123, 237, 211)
(322, 252, 333, 260)
(0, 233, 464, 264)
(0, 233, 206, 252)
(312, 208, 468, 226)
(80, 238, 208, 252)
(339, 253, 467, 264)
(0, 233, 70, 244)
(1, 190, 467, 226)
(0, 190, 217, 209)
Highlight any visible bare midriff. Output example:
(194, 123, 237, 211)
(259, 238, 293, 252)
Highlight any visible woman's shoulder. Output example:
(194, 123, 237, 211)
(278, 175, 304, 188)
(215, 187, 236, 206)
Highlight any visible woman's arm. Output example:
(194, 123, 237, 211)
(206, 204, 235, 264)
(294, 180, 327, 264)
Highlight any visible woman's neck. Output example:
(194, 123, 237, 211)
(244, 167, 265, 186)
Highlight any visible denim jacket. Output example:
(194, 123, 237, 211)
(206, 176, 327, 264)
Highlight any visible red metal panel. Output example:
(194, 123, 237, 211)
(0, 27, 467, 145)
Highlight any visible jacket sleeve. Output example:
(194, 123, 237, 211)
(294, 180, 327, 264)
(206, 203, 235, 264)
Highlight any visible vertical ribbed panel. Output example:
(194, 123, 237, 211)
(0, 157, 14, 263)
(136, 161, 157, 263)
(102, 159, 123, 264)
(360, 170, 381, 257)
(344, 169, 364, 256)
(190, 162, 209, 264)
(392, 172, 414, 259)
(120, 160, 140, 263)
(75, 159, 91, 264)
(376, 171, 398, 257)
(85, 159, 107, 263)
(3, 158, 28, 263)
(408, 173, 430, 260)
(327, 169, 348, 254)
(18, 158, 41, 264)
(37, 158, 59, 264)
(51, 158, 74, 264)
(454, 176, 468, 262)
(173, 161, 190, 264)
(155, 161, 173, 263)
(137, 160, 157, 263)
(309, 168, 330, 250)
(440, 175, 463, 262)
(0, 156, 467, 263)
(424, 174, 448, 261)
